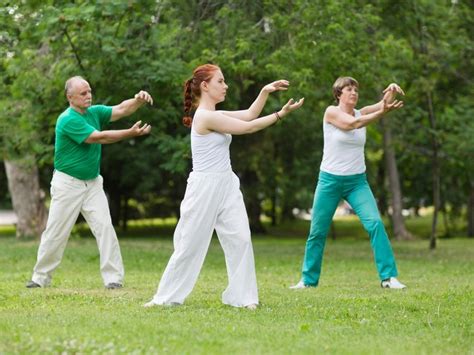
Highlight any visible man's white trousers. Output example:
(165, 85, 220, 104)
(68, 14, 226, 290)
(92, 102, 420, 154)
(31, 171, 124, 286)
(150, 171, 258, 307)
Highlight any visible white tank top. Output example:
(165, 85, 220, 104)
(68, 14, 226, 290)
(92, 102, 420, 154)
(320, 108, 366, 175)
(191, 124, 232, 172)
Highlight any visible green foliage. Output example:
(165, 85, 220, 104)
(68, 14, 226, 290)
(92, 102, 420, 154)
(0, 0, 472, 228)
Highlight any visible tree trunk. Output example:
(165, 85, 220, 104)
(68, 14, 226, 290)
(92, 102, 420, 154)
(281, 199, 296, 221)
(270, 187, 277, 227)
(270, 142, 278, 227)
(376, 157, 388, 216)
(330, 221, 336, 240)
(107, 188, 121, 227)
(426, 92, 440, 249)
(382, 120, 413, 240)
(241, 170, 265, 234)
(4, 159, 47, 238)
(468, 179, 474, 237)
(247, 197, 265, 234)
(413, 6, 440, 249)
(440, 201, 451, 238)
(121, 196, 128, 231)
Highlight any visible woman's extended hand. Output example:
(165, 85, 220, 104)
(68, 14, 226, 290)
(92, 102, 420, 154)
(382, 83, 405, 103)
(280, 98, 305, 117)
(381, 98, 404, 114)
(262, 80, 290, 93)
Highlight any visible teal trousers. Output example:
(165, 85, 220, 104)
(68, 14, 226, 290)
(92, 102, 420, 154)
(302, 171, 398, 286)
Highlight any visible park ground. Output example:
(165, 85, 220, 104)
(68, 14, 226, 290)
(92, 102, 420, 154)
(0, 216, 472, 354)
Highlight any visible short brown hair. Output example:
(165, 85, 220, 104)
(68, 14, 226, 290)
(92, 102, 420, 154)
(332, 77, 359, 104)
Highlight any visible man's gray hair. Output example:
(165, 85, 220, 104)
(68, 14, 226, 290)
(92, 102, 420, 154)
(64, 76, 87, 96)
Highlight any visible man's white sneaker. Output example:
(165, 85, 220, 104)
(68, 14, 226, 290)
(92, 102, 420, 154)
(289, 280, 310, 289)
(143, 300, 158, 308)
(381, 277, 406, 289)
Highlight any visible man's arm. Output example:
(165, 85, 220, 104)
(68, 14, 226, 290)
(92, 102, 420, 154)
(110, 91, 153, 122)
(85, 121, 151, 144)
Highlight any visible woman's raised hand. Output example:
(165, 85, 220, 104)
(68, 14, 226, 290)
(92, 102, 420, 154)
(280, 98, 305, 117)
(382, 83, 405, 103)
(262, 80, 290, 93)
(381, 98, 404, 114)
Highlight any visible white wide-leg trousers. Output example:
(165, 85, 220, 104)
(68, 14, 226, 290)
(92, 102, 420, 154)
(151, 170, 258, 307)
(31, 171, 124, 287)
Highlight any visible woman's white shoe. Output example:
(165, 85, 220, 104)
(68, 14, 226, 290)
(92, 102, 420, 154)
(143, 300, 181, 308)
(289, 280, 310, 289)
(245, 304, 258, 310)
(381, 277, 406, 289)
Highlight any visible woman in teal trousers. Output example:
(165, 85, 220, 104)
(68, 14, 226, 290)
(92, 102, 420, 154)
(291, 77, 407, 289)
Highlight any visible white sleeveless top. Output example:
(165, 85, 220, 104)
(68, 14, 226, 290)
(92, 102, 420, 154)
(320, 109, 366, 175)
(191, 124, 232, 172)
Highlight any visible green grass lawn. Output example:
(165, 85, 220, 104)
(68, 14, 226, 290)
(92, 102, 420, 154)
(0, 223, 472, 354)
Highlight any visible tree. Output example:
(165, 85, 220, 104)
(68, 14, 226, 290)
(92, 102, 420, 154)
(1, 0, 471, 241)
(381, 0, 473, 246)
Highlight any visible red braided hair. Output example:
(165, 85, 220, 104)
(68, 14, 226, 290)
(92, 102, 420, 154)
(183, 64, 220, 127)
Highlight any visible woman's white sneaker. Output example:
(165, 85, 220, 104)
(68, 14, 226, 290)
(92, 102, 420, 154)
(289, 280, 310, 289)
(143, 300, 158, 308)
(381, 277, 406, 289)
(143, 300, 181, 308)
(245, 304, 258, 310)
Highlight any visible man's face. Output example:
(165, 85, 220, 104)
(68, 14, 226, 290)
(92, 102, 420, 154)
(67, 80, 92, 110)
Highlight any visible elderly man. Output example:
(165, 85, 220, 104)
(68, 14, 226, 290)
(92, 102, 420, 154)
(26, 76, 153, 289)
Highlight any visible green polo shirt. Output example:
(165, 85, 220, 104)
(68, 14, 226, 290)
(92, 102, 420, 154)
(54, 105, 112, 180)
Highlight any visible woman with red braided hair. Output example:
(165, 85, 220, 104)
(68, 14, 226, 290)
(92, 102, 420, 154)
(145, 64, 304, 309)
